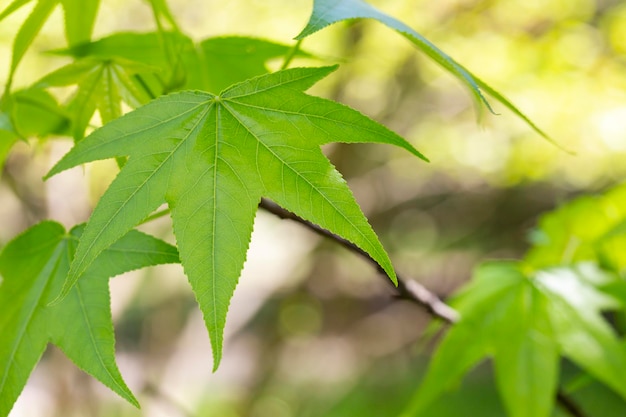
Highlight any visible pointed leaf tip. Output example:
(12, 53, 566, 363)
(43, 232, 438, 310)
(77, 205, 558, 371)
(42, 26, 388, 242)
(55, 66, 422, 368)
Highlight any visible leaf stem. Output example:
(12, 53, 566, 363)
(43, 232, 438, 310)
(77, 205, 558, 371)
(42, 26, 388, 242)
(280, 39, 303, 70)
(140, 208, 171, 225)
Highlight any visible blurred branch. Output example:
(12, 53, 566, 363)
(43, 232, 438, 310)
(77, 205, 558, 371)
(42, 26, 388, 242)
(259, 198, 458, 323)
(259, 197, 589, 417)
(144, 381, 196, 417)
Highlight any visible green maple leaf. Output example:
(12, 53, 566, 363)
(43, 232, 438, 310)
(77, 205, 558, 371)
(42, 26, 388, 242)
(403, 261, 626, 417)
(37, 57, 155, 140)
(52, 32, 310, 95)
(45, 65, 427, 368)
(0, 221, 179, 416)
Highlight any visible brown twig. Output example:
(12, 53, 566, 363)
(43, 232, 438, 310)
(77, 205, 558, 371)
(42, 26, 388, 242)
(258, 197, 589, 417)
(259, 198, 459, 322)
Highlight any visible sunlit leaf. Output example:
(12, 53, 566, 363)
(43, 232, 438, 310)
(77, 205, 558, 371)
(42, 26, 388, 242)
(537, 264, 626, 399)
(51, 31, 193, 96)
(53, 33, 314, 95)
(0, 221, 179, 416)
(0, 0, 33, 21)
(526, 184, 626, 269)
(37, 57, 155, 139)
(492, 270, 558, 417)
(402, 262, 538, 416)
(404, 261, 626, 417)
(60, 0, 100, 45)
(188, 36, 313, 92)
(296, 0, 560, 145)
(45, 65, 427, 369)
(7, 0, 58, 87)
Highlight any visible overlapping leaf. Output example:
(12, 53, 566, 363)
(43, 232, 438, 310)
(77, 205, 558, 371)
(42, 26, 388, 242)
(0, 221, 179, 416)
(403, 261, 626, 417)
(45, 65, 427, 368)
(296, 0, 558, 146)
(51, 31, 193, 96)
(54, 32, 312, 93)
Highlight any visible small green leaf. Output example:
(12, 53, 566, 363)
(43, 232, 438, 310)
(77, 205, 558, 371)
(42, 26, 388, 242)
(0, 0, 33, 21)
(50, 31, 193, 95)
(60, 0, 100, 45)
(0, 221, 179, 416)
(7, 0, 59, 88)
(296, 0, 558, 145)
(38, 57, 155, 139)
(537, 264, 626, 399)
(46, 65, 426, 369)
(52, 31, 189, 66)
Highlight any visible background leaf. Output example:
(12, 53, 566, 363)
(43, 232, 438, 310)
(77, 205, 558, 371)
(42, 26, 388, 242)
(60, 0, 100, 45)
(0, 0, 33, 21)
(492, 276, 558, 417)
(7, 0, 58, 88)
(537, 264, 626, 399)
(295, 0, 558, 145)
(37, 57, 155, 139)
(0, 221, 179, 416)
(526, 184, 626, 269)
(189, 36, 313, 92)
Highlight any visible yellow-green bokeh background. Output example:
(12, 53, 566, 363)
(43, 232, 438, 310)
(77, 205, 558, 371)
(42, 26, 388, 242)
(2, 0, 626, 416)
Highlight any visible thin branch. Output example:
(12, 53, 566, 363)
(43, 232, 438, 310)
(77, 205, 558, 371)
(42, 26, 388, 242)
(144, 382, 196, 417)
(259, 198, 458, 323)
(258, 197, 589, 417)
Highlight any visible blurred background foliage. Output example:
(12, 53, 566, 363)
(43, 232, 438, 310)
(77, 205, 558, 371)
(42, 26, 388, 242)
(2, 0, 626, 416)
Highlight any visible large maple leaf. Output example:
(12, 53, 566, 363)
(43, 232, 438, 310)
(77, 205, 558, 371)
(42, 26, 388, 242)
(0, 221, 179, 416)
(46, 65, 427, 368)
